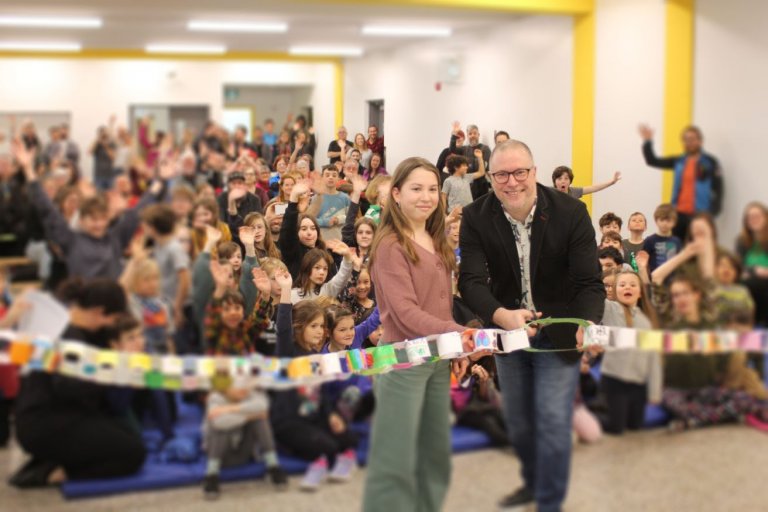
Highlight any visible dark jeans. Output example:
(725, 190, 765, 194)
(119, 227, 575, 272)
(495, 335, 580, 512)
(600, 375, 647, 434)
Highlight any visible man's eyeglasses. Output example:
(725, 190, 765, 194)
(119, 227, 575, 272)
(489, 168, 533, 184)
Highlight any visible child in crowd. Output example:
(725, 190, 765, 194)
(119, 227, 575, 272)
(602, 269, 618, 301)
(272, 271, 359, 491)
(307, 165, 351, 242)
(551, 166, 621, 199)
(14, 138, 168, 279)
(441, 152, 485, 213)
(642, 204, 682, 276)
(321, 305, 381, 422)
(280, 180, 334, 280)
(599, 232, 624, 253)
(599, 270, 662, 435)
(598, 247, 627, 273)
(290, 242, 357, 304)
(713, 250, 755, 329)
(118, 240, 176, 441)
(191, 198, 232, 259)
(241, 212, 282, 260)
(736, 202, 768, 326)
(201, 258, 288, 498)
(363, 175, 392, 224)
(216, 241, 243, 283)
(623, 212, 647, 261)
(140, 204, 191, 333)
(345, 266, 376, 324)
(448, 219, 461, 265)
(598, 212, 623, 236)
(451, 350, 508, 447)
(170, 184, 195, 229)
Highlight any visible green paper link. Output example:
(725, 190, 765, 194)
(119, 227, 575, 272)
(526, 317, 591, 328)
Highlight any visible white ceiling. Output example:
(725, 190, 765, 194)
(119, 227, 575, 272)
(0, 0, 520, 54)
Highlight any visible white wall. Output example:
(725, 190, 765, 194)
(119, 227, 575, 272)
(592, 0, 665, 238)
(224, 85, 313, 130)
(343, 15, 573, 177)
(694, 0, 768, 245)
(0, 58, 336, 178)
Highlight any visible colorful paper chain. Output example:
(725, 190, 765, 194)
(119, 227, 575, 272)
(1, 319, 765, 391)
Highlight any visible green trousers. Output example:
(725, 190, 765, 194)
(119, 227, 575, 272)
(362, 360, 452, 512)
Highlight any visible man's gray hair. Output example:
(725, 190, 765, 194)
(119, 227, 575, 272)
(466, 124, 479, 133)
(490, 140, 535, 167)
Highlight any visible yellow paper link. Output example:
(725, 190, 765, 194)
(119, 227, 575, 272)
(637, 330, 664, 352)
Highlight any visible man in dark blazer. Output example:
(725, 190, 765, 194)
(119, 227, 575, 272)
(458, 140, 605, 512)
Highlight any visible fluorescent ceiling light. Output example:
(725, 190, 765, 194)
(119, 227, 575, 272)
(188, 20, 288, 33)
(0, 16, 102, 28)
(0, 41, 82, 52)
(362, 25, 451, 37)
(145, 44, 226, 55)
(289, 46, 363, 57)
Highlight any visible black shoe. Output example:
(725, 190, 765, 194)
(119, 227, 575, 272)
(267, 465, 289, 489)
(8, 458, 57, 489)
(202, 474, 220, 500)
(498, 487, 534, 510)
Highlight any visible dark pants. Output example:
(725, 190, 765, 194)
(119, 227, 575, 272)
(273, 417, 358, 466)
(673, 211, 693, 242)
(495, 335, 580, 512)
(17, 414, 146, 480)
(600, 375, 647, 434)
(744, 277, 768, 327)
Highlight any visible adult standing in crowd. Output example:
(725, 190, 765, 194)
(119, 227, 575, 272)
(459, 140, 604, 512)
(638, 124, 723, 240)
(365, 125, 384, 162)
(327, 126, 352, 165)
(449, 122, 492, 199)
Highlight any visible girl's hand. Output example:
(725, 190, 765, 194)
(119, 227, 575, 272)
(274, 269, 293, 290)
(129, 235, 149, 260)
(290, 181, 310, 203)
(209, 259, 230, 289)
(326, 239, 350, 257)
(350, 174, 367, 195)
(349, 252, 363, 271)
(239, 226, 255, 247)
(11, 138, 35, 180)
(328, 412, 346, 435)
(451, 120, 461, 135)
(473, 148, 483, 160)
(635, 250, 649, 269)
(471, 364, 490, 383)
(252, 268, 272, 296)
(205, 225, 223, 246)
(447, 206, 462, 225)
(451, 358, 469, 380)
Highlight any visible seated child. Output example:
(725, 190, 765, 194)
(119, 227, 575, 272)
(201, 266, 288, 499)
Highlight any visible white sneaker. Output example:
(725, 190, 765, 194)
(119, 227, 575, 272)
(328, 451, 357, 482)
(300, 457, 328, 492)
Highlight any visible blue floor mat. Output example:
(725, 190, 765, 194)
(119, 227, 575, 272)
(60, 399, 494, 499)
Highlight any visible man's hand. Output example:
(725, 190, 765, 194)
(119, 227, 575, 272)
(228, 187, 247, 202)
(451, 120, 461, 136)
(492, 308, 541, 337)
(638, 124, 654, 141)
(611, 171, 622, 184)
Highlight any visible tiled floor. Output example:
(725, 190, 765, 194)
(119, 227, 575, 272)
(2, 425, 767, 512)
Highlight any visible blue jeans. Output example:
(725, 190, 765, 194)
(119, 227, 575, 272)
(495, 335, 580, 512)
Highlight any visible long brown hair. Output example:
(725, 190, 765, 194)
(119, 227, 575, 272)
(292, 300, 326, 353)
(369, 157, 455, 272)
(243, 211, 281, 259)
(297, 213, 326, 250)
(738, 202, 768, 253)
(612, 270, 659, 329)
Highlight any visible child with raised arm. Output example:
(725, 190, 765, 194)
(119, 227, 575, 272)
(201, 258, 287, 499)
(552, 165, 621, 199)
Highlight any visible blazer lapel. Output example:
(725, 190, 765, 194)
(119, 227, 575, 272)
(490, 197, 522, 288)
(530, 187, 550, 284)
